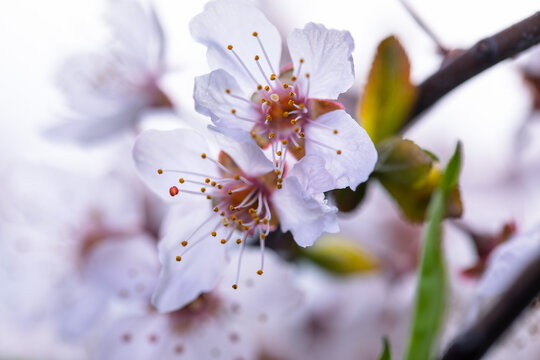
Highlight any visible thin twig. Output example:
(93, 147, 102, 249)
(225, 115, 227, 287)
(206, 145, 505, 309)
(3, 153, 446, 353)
(402, 11, 540, 131)
(440, 249, 540, 360)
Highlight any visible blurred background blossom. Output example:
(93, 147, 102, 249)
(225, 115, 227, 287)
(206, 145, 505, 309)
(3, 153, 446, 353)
(2, 0, 540, 359)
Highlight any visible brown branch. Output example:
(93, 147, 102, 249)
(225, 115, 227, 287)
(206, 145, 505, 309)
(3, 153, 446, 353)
(402, 11, 540, 130)
(440, 249, 540, 360)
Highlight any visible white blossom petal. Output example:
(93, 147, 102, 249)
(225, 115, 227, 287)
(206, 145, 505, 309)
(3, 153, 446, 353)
(273, 176, 339, 247)
(306, 110, 377, 189)
(288, 155, 336, 194)
(194, 69, 258, 132)
(152, 205, 228, 312)
(210, 126, 275, 178)
(287, 23, 354, 99)
(190, 0, 282, 90)
(84, 234, 159, 301)
(133, 129, 217, 202)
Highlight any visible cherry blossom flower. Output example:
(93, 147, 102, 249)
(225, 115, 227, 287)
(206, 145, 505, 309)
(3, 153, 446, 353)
(191, 0, 377, 189)
(96, 248, 301, 360)
(48, 0, 172, 143)
(133, 128, 338, 311)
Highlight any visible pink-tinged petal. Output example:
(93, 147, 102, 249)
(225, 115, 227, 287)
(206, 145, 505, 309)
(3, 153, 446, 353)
(84, 234, 159, 301)
(272, 177, 339, 248)
(210, 126, 274, 178)
(105, 0, 165, 71)
(97, 315, 169, 360)
(305, 110, 377, 189)
(287, 23, 354, 99)
(219, 248, 303, 312)
(133, 129, 218, 202)
(152, 205, 228, 312)
(194, 69, 258, 132)
(190, 0, 282, 90)
(288, 155, 336, 194)
(45, 110, 139, 144)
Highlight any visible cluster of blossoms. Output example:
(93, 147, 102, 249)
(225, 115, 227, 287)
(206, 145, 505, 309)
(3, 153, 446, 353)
(133, 0, 377, 312)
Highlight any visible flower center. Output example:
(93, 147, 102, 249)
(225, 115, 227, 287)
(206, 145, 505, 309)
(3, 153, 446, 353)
(157, 151, 278, 288)
(224, 32, 343, 182)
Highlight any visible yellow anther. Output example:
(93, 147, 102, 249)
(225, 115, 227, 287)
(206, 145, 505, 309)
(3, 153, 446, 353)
(157, 169, 163, 174)
(294, 127, 300, 132)
(248, 208, 255, 214)
(266, 100, 272, 106)
(179, 178, 185, 184)
(299, 58, 304, 63)
(255, 55, 260, 61)
(281, 139, 288, 145)
(252, 31, 258, 37)
(291, 76, 297, 81)
(333, 129, 338, 134)
(257, 270, 263, 275)
(266, 115, 272, 122)
(288, 100, 295, 106)
(237, 219, 243, 225)
(275, 169, 281, 175)
(299, 103, 305, 109)
(231, 216, 237, 221)
(213, 206, 219, 212)
(234, 174, 240, 180)
(251, 133, 256, 138)
(220, 211, 225, 216)
(206, 195, 212, 200)
(211, 181, 216, 186)
(243, 225, 249, 231)
(262, 218, 269, 224)
(260, 233, 265, 240)
(228, 190, 233, 195)
(305, 73, 310, 78)
(221, 239, 227, 244)
(299, 132, 305, 138)
(229, 205, 235, 211)
(181, 241, 188, 247)
(236, 238, 242, 244)
(296, 146, 302, 150)
(205, 178, 210, 183)
(201, 187, 206, 193)
(282, 111, 289, 117)
(277, 184, 282, 189)
(269, 132, 275, 139)
(211, 231, 217, 237)
(232, 284, 238, 289)
(227, 45, 233, 50)
(270, 74, 277, 80)
(225, 89, 231, 94)
(176, 256, 182, 262)
(261, 98, 267, 103)
(201, 153, 207, 159)
(255, 218, 260, 224)
(257, 84, 262, 90)
(231, 109, 236, 114)
(290, 119, 296, 125)
(283, 83, 289, 89)
(264, 85, 270, 91)
(289, 92, 294, 97)
(337, 150, 342, 155)
(277, 178, 283, 183)
(217, 184, 223, 189)
(276, 151, 282, 156)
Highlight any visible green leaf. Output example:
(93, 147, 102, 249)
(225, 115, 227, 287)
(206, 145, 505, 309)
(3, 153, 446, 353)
(378, 337, 392, 360)
(374, 137, 462, 222)
(359, 36, 417, 144)
(332, 181, 368, 213)
(301, 235, 379, 275)
(403, 143, 462, 360)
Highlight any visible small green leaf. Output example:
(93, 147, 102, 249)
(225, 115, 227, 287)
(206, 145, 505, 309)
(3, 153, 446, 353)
(302, 235, 379, 275)
(378, 337, 392, 360)
(374, 137, 462, 222)
(332, 181, 368, 212)
(359, 36, 417, 144)
(403, 143, 462, 360)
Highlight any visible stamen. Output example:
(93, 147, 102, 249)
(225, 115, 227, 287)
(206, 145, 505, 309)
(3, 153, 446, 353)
(227, 45, 259, 86)
(225, 89, 254, 105)
(253, 31, 276, 75)
(232, 231, 249, 290)
(307, 137, 342, 155)
(295, 58, 304, 78)
(254, 55, 273, 87)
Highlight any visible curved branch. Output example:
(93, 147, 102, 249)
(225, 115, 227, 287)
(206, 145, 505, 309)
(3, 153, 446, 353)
(403, 11, 540, 130)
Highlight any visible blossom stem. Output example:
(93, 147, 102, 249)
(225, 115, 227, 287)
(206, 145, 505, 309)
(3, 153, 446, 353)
(402, 11, 540, 131)
(440, 249, 540, 360)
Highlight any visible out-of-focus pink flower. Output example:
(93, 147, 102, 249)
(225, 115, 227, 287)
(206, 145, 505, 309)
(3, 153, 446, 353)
(48, 0, 172, 143)
(133, 128, 338, 311)
(96, 248, 302, 360)
(191, 0, 377, 189)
